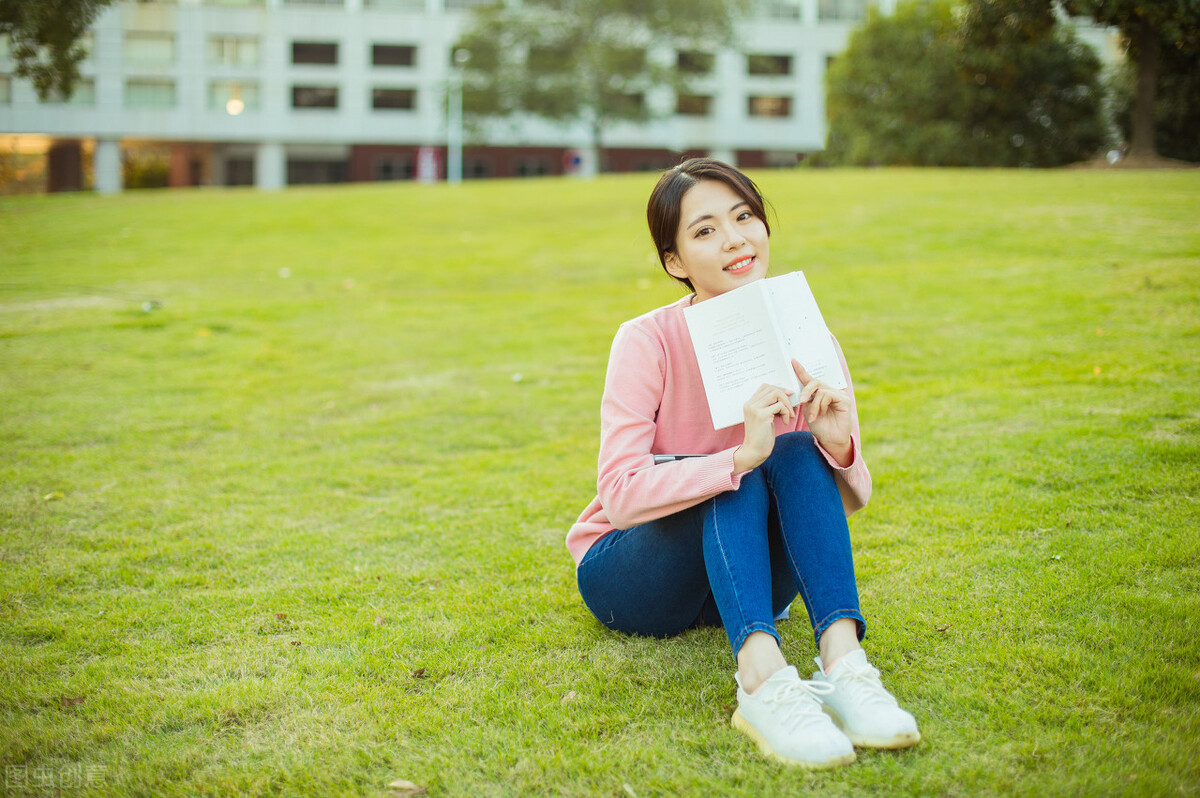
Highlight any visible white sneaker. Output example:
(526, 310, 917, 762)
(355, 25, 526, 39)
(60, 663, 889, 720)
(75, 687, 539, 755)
(732, 666, 856, 769)
(812, 650, 921, 749)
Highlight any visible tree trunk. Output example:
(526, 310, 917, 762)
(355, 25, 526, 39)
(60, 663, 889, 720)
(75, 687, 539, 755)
(1129, 16, 1160, 158)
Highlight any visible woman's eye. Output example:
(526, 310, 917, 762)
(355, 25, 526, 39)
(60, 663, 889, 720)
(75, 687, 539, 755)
(695, 226, 714, 237)
(737, 211, 753, 221)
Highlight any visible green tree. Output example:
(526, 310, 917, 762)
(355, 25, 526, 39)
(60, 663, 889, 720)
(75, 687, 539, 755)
(455, 0, 742, 172)
(0, 0, 113, 100)
(824, 0, 967, 165)
(823, 0, 1104, 166)
(956, 0, 1104, 166)
(1061, 0, 1200, 159)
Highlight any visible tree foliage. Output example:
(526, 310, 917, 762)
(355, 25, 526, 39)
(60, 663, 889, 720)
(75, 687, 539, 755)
(956, 0, 1105, 165)
(824, 1, 967, 165)
(1061, 0, 1200, 157)
(0, 0, 113, 100)
(823, 0, 1105, 166)
(455, 0, 742, 165)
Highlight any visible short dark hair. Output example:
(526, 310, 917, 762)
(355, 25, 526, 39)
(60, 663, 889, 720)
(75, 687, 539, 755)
(646, 158, 771, 292)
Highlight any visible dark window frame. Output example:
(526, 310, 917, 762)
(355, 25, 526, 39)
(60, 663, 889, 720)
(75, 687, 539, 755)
(292, 84, 339, 108)
(747, 54, 793, 76)
(372, 44, 416, 67)
(747, 95, 792, 118)
(292, 41, 339, 65)
(372, 87, 416, 110)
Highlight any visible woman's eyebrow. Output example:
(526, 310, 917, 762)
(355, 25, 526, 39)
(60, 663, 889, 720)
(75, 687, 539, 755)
(686, 201, 750, 230)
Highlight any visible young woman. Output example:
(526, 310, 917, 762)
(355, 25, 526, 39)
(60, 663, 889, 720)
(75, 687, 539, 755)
(566, 159, 920, 769)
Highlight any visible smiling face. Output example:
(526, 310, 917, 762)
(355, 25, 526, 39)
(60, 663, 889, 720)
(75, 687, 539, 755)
(663, 179, 770, 303)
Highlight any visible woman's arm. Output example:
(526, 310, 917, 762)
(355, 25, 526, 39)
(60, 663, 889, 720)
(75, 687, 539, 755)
(594, 323, 743, 530)
(809, 335, 872, 513)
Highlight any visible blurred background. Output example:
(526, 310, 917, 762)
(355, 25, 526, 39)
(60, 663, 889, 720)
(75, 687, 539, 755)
(2, 0, 1195, 196)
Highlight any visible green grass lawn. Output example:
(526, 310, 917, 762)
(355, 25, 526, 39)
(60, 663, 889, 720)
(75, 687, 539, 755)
(1, 168, 1197, 797)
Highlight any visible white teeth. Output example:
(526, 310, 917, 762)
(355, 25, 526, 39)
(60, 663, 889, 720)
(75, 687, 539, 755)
(725, 257, 754, 271)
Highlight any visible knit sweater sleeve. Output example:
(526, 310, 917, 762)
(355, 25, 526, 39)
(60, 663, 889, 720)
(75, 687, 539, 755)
(594, 321, 742, 531)
(815, 333, 872, 515)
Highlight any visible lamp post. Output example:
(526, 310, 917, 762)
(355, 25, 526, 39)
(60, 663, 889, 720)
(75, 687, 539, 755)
(447, 48, 470, 185)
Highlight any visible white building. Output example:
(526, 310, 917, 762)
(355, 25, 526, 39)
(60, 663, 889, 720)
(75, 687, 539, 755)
(0, 0, 1114, 192)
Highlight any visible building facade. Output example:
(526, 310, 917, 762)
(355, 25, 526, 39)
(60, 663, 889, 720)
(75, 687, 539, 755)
(0, 0, 1114, 192)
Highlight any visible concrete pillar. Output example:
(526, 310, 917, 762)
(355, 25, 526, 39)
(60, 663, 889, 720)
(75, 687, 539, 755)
(94, 138, 123, 195)
(255, 141, 285, 191)
(799, 0, 818, 25)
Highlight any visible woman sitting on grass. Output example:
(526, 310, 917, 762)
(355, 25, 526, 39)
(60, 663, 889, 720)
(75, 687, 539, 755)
(566, 158, 920, 769)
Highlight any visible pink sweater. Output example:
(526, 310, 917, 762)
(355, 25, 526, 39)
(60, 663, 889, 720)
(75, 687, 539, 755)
(566, 293, 872, 565)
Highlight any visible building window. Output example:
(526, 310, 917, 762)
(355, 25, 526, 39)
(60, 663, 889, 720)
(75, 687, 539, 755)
(125, 79, 176, 109)
(677, 51, 714, 75)
(227, 158, 254, 185)
(373, 156, 413, 180)
(292, 41, 338, 65)
(514, 158, 549, 177)
(292, 85, 338, 108)
(287, 159, 347, 184)
(527, 45, 571, 72)
(676, 94, 712, 116)
(818, 0, 876, 21)
(372, 88, 415, 110)
(761, 1, 801, 19)
(283, 0, 345, 6)
(363, 0, 424, 8)
(372, 44, 416, 67)
(38, 78, 96, 106)
(748, 95, 791, 118)
(604, 91, 645, 116)
(208, 36, 259, 67)
(204, 0, 265, 5)
(123, 32, 176, 66)
(0, 76, 11, 105)
(747, 54, 792, 76)
(209, 80, 260, 113)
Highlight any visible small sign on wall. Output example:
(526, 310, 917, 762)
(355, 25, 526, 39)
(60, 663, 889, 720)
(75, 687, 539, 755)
(416, 146, 441, 183)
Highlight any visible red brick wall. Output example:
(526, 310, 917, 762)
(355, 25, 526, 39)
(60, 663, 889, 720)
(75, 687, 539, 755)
(348, 144, 716, 181)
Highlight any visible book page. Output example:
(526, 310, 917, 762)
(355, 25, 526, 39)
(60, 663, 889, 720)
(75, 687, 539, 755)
(683, 282, 797, 429)
(764, 271, 847, 390)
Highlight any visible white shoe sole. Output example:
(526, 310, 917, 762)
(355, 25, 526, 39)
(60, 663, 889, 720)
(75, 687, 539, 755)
(731, 710, 857, 769)
(822, 707, 922, 750)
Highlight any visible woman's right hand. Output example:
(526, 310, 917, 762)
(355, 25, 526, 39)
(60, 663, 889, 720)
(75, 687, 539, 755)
(733, 383, 794, 472)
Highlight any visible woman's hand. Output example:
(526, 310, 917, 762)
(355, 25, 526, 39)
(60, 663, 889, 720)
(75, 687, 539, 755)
(733, 383, 795, 472)
(793, 360, 854, 467)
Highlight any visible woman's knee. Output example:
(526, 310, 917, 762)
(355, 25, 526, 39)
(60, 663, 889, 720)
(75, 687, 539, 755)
(767, 431, 825, 470)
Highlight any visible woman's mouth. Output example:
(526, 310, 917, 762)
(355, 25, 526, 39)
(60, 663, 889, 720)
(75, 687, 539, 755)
(724, 256, 756, 274)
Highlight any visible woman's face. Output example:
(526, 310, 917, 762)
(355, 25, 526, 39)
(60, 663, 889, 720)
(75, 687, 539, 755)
(664, 179, 770, 303)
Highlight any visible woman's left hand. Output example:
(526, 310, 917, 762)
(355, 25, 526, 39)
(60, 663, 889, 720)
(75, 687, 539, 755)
(792, 360, 854, 467)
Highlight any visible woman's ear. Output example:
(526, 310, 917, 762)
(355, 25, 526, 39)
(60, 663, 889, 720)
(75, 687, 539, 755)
(663, 250, 689, 281)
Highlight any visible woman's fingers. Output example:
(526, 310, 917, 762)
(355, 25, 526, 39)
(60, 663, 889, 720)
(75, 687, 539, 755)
(792, 359, 813, 385)
(746, 384, 794, 422)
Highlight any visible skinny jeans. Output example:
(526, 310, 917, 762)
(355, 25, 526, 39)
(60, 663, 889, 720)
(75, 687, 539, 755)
(576, 431, 865, 657)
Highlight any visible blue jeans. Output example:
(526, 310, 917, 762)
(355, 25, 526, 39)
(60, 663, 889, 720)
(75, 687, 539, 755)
(576, 431, 865, 657)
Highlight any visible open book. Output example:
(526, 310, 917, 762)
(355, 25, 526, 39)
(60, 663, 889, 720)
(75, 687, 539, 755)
(682, 271, 846, 430)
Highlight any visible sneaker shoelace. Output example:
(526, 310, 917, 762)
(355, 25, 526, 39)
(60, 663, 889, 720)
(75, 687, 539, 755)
(833, 662, 900, 711)
(766, 679, 836, 733)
